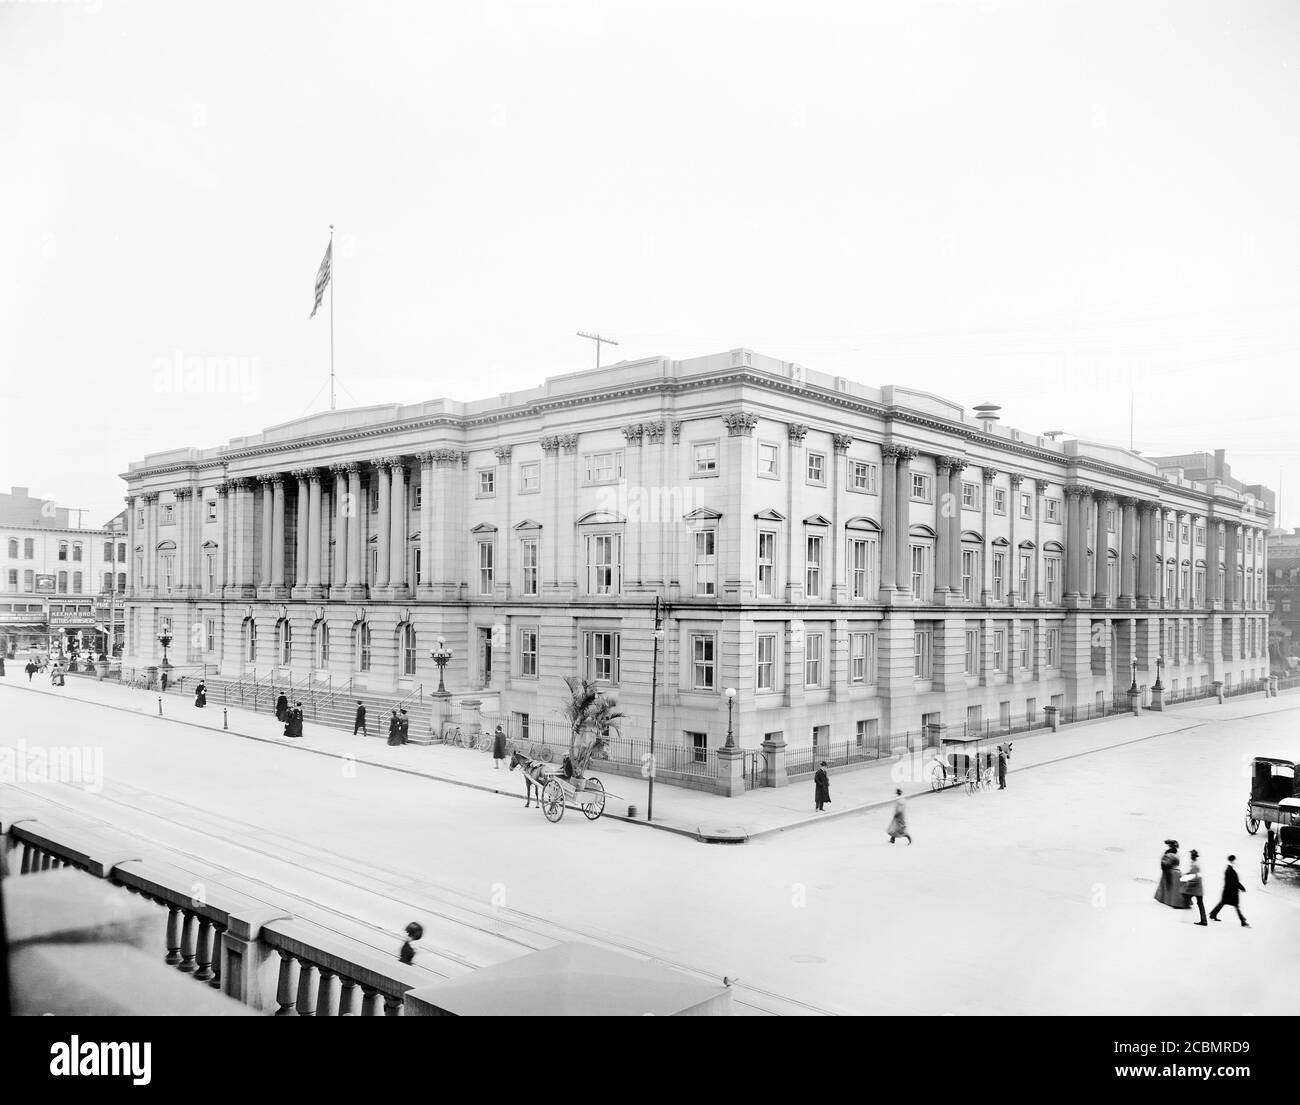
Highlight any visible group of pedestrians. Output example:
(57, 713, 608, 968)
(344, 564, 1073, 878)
(387, 709, 411, 745)
(274, 691, 305, 739)
(1154, 840, 1248, 927)
(813, 762, 914, 844)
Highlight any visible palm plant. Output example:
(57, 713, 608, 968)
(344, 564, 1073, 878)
(561, 674, 625, 770)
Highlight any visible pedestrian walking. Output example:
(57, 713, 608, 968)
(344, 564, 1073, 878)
(291, 703, 304, 738)
(814, 761, 831, 812)
(159, 670, 168, 693)
(387, 710, 401, 747)
(492, 724, 507, 769)
(0, 655, 6, 676)
(997, 744, 1008, 789)
(353, 701, 367, 737)
(398, 708, 410, 745)
(194, 680, 207, 709)
(399, 921, 424, 965)
(26, 661, 34, 682)
(1181, 849, 1207, 925)
(1209, 856, 1249, 926)
(1154, 840, 1190, 908)
(275, 692, 289, 723)
(887, 788, 912, 844)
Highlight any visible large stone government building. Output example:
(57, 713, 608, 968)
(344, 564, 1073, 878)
(120, 350, 1273, 752)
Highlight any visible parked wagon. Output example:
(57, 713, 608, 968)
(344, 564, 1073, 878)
(509, 747, 607, 823)
(1244, 756, 1299, 836)
(928, 732, 998, 795)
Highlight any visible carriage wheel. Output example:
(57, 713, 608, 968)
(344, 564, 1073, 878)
(929, 766, 944, 792)
(1245, 804, 1259, 835)
(582, 777, 606, 821)
(1260, 853, 1269, 885)
(536, 745, 554, 763)
(542, 779, 565, 823)
(964, 768, 978, 795)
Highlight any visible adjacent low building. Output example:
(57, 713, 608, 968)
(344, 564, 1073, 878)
(1266, 527, 1300, 666)
(118, 349, 1273, 753)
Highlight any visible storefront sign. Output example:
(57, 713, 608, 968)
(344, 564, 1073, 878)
(34, 575, 56, 593)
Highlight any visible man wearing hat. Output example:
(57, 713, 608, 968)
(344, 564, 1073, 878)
(1209, 856, 1248, 926)
(353, 700, 367, 737)
(813, 761, 831, 812)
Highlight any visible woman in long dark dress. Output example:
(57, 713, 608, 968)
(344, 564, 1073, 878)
(1154, 840, 1190, 908)
(887, 788, 912, 844)
(387, 711, 402, 746)
(492, 725, 508, 769)
(275, 692, 289, 723)
(194, 681, 207, 708)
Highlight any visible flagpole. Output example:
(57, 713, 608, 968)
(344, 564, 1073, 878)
(329, 224, 336, 411)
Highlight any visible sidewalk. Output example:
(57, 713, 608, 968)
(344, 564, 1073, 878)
(2, 673, 1294, 841)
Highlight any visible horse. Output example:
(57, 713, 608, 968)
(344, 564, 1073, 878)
(509, 749, 550, 810)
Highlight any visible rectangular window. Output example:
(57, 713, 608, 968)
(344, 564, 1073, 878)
(757, 530, 776, 598)
(692, 442, 718, 476)
(756, 633, 776, 691)
(478, 541, 494, 595)
(205, 617, 216, 652)
(584, 631, 620, 684)
(6, 570, 15, 590)
(1195, 525, 1205, 546)
(1045, 557, 1060, 603)
(371, 488, 379, 513)
(1020, 628, 1031, 670)
(964, 629, 979, 675)
(583, 450, 625, 484)
(694, 529, 717, 597)
(856, 719, 878, 749)
(758, 442, 779, 478)
(688, 731, 708, 764)
(205, 553, 215, 593)
(1180, 523, 1190, 544)
(1046, 627, 1059, 667)
(910, 544, 931, 599)
(913, 628, 932, 679)
(993, 630, 1005, 671)
(805, 534, 823, 598)
(519, 628, 538, 677)
(587, 533, 622, 595)
(912, 473, 931, 501)
(961, 548, 977, 600)
(1020, 492, 1033, 519)
(1046, 498, 1061, 523)
(961, 482, 977, 509)
(23, 569, 33, 591)
(478, 469, 495, 496)
(805, 633, 824, 687)
(850, 460, 877, 493)
(1107, 509, 1116, 533)
(993, 488, 1006, 514)
(691, 633, 716, 690)
(206, 500, 217, 521)
(850, 632, 869, 684)
(806, 452, 826, 484)
(413, 484, 422, 509)
(1166, 520, 1175, 542)
(162, 504, 174, 523)
(849, 537, 877, 600)
(519, 462, 540, 492)
(993, 552, 1006, 601)
(24, 538, 34, 558)
(520, 538, 539, 596)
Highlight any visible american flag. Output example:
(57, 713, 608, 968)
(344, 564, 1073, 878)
(309, 239, 332, 319)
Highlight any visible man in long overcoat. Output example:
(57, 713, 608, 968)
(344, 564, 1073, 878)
(997, 745, 1008, 789)
(353, 701, 367, 736)
(387, 710, 401, 746)
(814, 761, 831, 811)
(1209, 856, 1248, 926)
(275, 692, 289, 723)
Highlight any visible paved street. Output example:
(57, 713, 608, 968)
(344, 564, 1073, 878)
(2, 675, 1298, 1015)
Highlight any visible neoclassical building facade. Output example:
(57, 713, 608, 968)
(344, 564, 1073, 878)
(119, 348, 1273, 751)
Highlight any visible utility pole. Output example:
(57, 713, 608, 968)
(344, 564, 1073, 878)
(577, 331, 618, 370)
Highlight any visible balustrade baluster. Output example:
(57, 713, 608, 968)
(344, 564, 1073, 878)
(194, 919, 214, 981)
(295, 961, 319, 1016)
(360, 987, 382, 1016)
(179, 911, 197, 972)
(315, 969, 339, 1017)
(164, 906, 182, 965)
(208, 926, 225, 989)
(274, 953, 299, 1015)
(382, 995, 402, 1016)
(20, 844, 33, 873)
(338, 979, 359, 1016)
(39, 851, 53, 870)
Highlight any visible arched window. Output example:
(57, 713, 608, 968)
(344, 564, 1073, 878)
(117, 572, 126, 593)
(245, 619, 257, 662)
(57, 571, 68, 593)
(72, 571, 82, 594)
(7, 539, 17, 558)
(312, 621, 328, 668)
(72, 542, 82, 562)
(353, 622, 371, 672)
(117, 542, 126, 563)
(58, 541, 68, 561)
(276, 618, 292, 664)
(401, 624, 417, 676)
(846, 518, 880, 601)
(103, 571, 113, 592)
(104, 541, 114, 562)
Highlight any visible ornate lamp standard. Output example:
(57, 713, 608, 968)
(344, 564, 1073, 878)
(157, 632, 173, 670)
(1129, 655, 1138, 694)
(724, 686, 737, 749)
(1153, 654, 1164, 692)
(647, 597, 665, 823)
(430, 636, 453, 697)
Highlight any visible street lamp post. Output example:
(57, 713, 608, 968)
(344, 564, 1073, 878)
(157, 632, 173, 670)
(430, 636, 453, 697)
(724, 687, 737, 749)
(1153, 655, 1164, 691)
(1129, 655, 1138, 694)
(647, 597, 664, 823)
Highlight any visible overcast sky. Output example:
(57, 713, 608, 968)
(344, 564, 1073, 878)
(2, 0, 1297, 529)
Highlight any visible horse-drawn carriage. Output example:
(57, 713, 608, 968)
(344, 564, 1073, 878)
(1246, 755, 1300, 886)
(929, 732, 1002, 794)
(510, 743, 608, 823)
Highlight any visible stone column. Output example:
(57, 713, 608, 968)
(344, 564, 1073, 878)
(373, 459, 392, 591)
(331, 465, 348, 589)
(417, 452, 434, 596)
(540, 438, 562, 592)
(229, 479, 254, 597)
(292, 470, 311, 597)
(948, 460, 965, 596)
(894, 447, 916, 599)
(258, 476, 274, 592)
(216, 483, 230, 595)
(1033, 479, 1048, 605)
(786, 424, 808, 602)
(980, 467, 997, 603)
(1094, 493, 1111, 607)
(270, 476, 288, 595)
(1008, 474, 1023, 607)
(1137, 501, 1155, 608)
(175, 488, 192, 592)
(388, 458, 408, 598)
(1118, 496, 1137, 607)
(345, 463, 364, 596)
(1064, 484, 1084, 605)
(831, 434, 852, 602)
(880, 445, 900, 597)
(933, 456, 952, 598)
(306, 471, 323, 598)
(1225, 523, 1239, 609)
